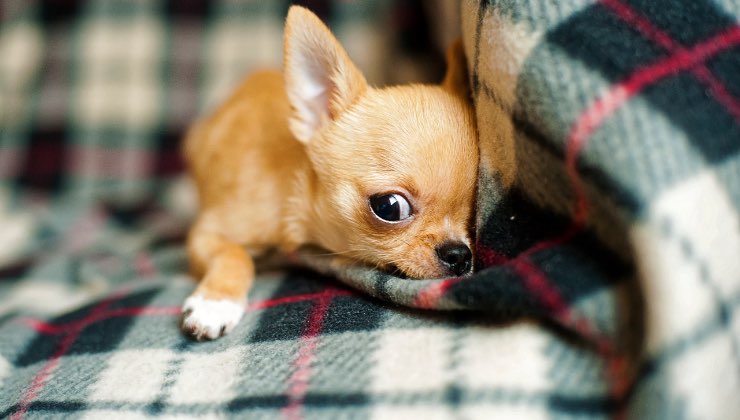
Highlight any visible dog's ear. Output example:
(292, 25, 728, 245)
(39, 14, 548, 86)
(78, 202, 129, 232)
(284, 6, 368, 144)
(442, 39, 471, 102)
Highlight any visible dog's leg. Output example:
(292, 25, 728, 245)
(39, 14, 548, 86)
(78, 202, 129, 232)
(181, 227, 254, 340)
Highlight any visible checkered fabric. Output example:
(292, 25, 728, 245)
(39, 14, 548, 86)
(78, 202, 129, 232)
(1, 0, 739, 419)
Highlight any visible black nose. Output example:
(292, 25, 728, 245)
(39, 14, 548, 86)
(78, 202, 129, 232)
(435, 242, 472, 276)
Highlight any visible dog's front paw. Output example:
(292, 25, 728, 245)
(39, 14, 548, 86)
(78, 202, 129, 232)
(181, 295, 245, 340)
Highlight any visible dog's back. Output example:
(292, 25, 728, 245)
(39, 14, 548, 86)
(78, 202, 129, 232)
(183, 70, 308, 249)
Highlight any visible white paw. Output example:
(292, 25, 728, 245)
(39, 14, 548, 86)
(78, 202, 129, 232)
(181, 295, 245, 340)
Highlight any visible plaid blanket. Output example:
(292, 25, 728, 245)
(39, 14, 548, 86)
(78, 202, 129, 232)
(1, 0, 739, 419)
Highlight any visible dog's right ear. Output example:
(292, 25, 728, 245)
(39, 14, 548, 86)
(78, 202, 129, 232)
(284, 6, 368, 144)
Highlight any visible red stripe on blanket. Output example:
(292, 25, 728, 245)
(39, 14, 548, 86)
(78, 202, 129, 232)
(478, 245, 631, 405)
(413, 277, 466, 309)
(11, 288, 351, 419)
(537, 25, 740, 410)
(566, 25, 740, 228)
(509, 257, 569, 315)
(251, 289, 351, 311)
(477, 247, 574, 317)
(15, 289, 355, 335)
(511, 256, 632, 410)
(11, 288, 131, 420)
(601, 0, 675, 49)
(601, 0, 740, 121)
(282, 294, 334, 420)
(690, 66, 740, 121)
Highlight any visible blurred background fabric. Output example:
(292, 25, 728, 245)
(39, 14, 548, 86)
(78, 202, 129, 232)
(0, 0, 456, 204)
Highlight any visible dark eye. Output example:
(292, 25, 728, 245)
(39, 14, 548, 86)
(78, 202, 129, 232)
(369, 193, 412, 222)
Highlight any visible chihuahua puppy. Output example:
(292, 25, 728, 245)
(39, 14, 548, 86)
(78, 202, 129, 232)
(181, 6, 478, 340)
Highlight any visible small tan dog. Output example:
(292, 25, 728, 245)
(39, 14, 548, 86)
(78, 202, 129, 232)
(181, 6, 478, 340)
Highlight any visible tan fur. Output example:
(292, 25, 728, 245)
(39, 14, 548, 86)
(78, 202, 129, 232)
(182, 6, 479, 338)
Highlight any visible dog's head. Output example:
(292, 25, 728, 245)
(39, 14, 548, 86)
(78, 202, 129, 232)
(284, 6, 478, 279)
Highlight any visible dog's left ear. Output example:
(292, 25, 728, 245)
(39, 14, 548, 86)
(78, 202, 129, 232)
(442, 39, 472, 102)
(283, 6, 368, 144)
